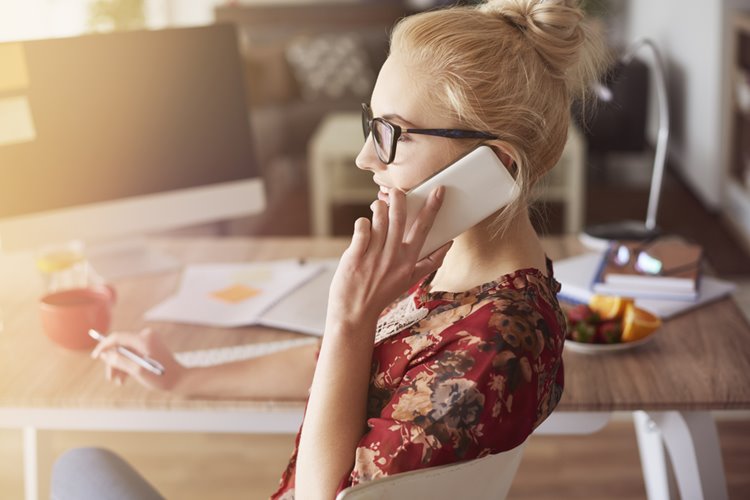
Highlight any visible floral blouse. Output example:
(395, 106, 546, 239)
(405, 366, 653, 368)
(270, 259, 566, 499)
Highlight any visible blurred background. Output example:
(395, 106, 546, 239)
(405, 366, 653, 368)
(2, 0, 749, 274)
(1, 1, 750, 498)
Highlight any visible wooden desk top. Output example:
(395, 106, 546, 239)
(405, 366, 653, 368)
(1, 236, 749, 413)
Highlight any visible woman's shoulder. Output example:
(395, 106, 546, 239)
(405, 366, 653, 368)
(375, 263, 565, 356)
(408, 282, 560, 349)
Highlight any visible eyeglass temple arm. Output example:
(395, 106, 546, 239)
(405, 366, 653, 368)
(404, 128, 498, 139)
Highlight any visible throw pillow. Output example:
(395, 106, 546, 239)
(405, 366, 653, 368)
(286, 33, 375, 102)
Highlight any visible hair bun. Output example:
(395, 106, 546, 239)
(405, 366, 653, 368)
(481, 0, 586, 75)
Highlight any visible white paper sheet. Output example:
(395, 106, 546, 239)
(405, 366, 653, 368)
(144, 260, 325, 327)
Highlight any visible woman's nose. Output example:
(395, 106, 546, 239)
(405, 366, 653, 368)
(355, 135, 382, 172)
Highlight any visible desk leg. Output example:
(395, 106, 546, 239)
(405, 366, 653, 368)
(633, 411, 671, 500)
(23, 426, 38, 500)
(642, 411, 728, 500)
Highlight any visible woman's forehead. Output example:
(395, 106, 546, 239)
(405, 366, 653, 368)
(370, 56, 432, 125)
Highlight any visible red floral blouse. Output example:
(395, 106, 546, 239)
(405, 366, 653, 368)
(270, 259, 566, 499)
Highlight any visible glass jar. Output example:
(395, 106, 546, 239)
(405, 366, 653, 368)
(35, 241, 90, 293)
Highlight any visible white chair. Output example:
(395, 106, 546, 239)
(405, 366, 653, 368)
(335, 442, 526, 500)
(308, 112, 375, 236)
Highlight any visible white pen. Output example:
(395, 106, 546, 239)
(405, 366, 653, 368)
(89, 329, 165, 376)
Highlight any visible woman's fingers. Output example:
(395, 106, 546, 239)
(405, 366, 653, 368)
(366, 199, 388, 255)
(385, 188, 406, 256)
(104, 363, 128, 386)
(101, 349, 147, 380)
(93, 328, 165, 384)
(91, 330, 149, 360)
(404, 186, 444, 250)
(347, 217, 371, 258)
(112, 368, 128, 386)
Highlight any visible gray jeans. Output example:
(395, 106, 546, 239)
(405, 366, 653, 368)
(51, 447, 165, 500)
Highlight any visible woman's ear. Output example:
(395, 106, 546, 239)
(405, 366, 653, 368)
(488, 143, 518, 177)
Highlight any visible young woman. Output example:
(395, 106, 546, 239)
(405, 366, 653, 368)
(92, 1, 605, 498)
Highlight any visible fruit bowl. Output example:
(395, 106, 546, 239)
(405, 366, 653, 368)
(564, 332, 657, 354)
(562, 296, 662, 354)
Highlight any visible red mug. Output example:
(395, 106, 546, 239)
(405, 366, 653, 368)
(39, 285, 117, 350)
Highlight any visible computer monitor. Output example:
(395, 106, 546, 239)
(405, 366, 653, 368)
(0, 24, 265, 275)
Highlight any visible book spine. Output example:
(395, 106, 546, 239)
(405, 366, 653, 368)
(592, 251, 609, 289)
(604, 274, 697, 292)
(557, 286, 592, 305)
(592, 282, 698, 301)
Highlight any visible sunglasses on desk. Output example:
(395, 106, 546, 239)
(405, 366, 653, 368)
(361, 103, 498, 164)
(610, 236, 702, 276)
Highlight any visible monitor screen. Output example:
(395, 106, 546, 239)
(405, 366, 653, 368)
(0, 24, 264, 251)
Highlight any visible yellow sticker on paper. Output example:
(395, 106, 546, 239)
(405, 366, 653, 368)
(210, 284, 261, 304)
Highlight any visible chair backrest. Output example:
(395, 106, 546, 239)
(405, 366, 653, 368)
(335, 442, 526, 500)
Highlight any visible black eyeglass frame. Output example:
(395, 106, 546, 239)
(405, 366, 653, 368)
(361, 103, 499, 164)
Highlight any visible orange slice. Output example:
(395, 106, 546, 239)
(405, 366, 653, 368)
(589, 295, 633, 321)
(621, 303, 661, 342)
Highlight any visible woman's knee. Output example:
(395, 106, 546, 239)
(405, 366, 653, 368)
(51, 447, 164, 500)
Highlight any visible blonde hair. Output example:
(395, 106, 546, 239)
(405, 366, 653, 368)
(389, 0, 608, 237)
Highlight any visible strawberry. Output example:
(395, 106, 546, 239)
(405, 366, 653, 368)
(570, 322, 596, 343)
(596, 320, 622, 344)
(566, 304, 599, 324)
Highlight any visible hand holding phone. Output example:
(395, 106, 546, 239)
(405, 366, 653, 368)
(405, 146, 519, 260)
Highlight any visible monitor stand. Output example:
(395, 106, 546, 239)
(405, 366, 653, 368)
(86, 237, 182, 281)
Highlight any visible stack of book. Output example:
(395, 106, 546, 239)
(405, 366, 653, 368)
(554, 237, 736, 319)
(592, 238, 703, 301)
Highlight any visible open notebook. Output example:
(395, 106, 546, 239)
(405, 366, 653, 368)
(255, 260, 336, 336)
(144, 259, 337, 334)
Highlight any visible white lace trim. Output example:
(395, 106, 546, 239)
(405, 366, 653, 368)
(374, 293, 429, 344)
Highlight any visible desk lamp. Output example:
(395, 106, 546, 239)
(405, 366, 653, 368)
(581, 39, 670, 249)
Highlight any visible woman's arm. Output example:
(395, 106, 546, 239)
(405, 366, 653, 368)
(92, 328, 318, 400)
(295, 320, 377, 499)
(295, 187, 449, 499)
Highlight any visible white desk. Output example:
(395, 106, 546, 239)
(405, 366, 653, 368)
(1, 236, 746, 500)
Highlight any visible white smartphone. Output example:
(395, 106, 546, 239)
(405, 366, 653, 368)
(405, 145, 520, 260)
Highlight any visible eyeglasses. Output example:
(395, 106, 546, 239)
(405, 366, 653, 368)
(361, 103, 498, 164)
(610, 236, 702, 276)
